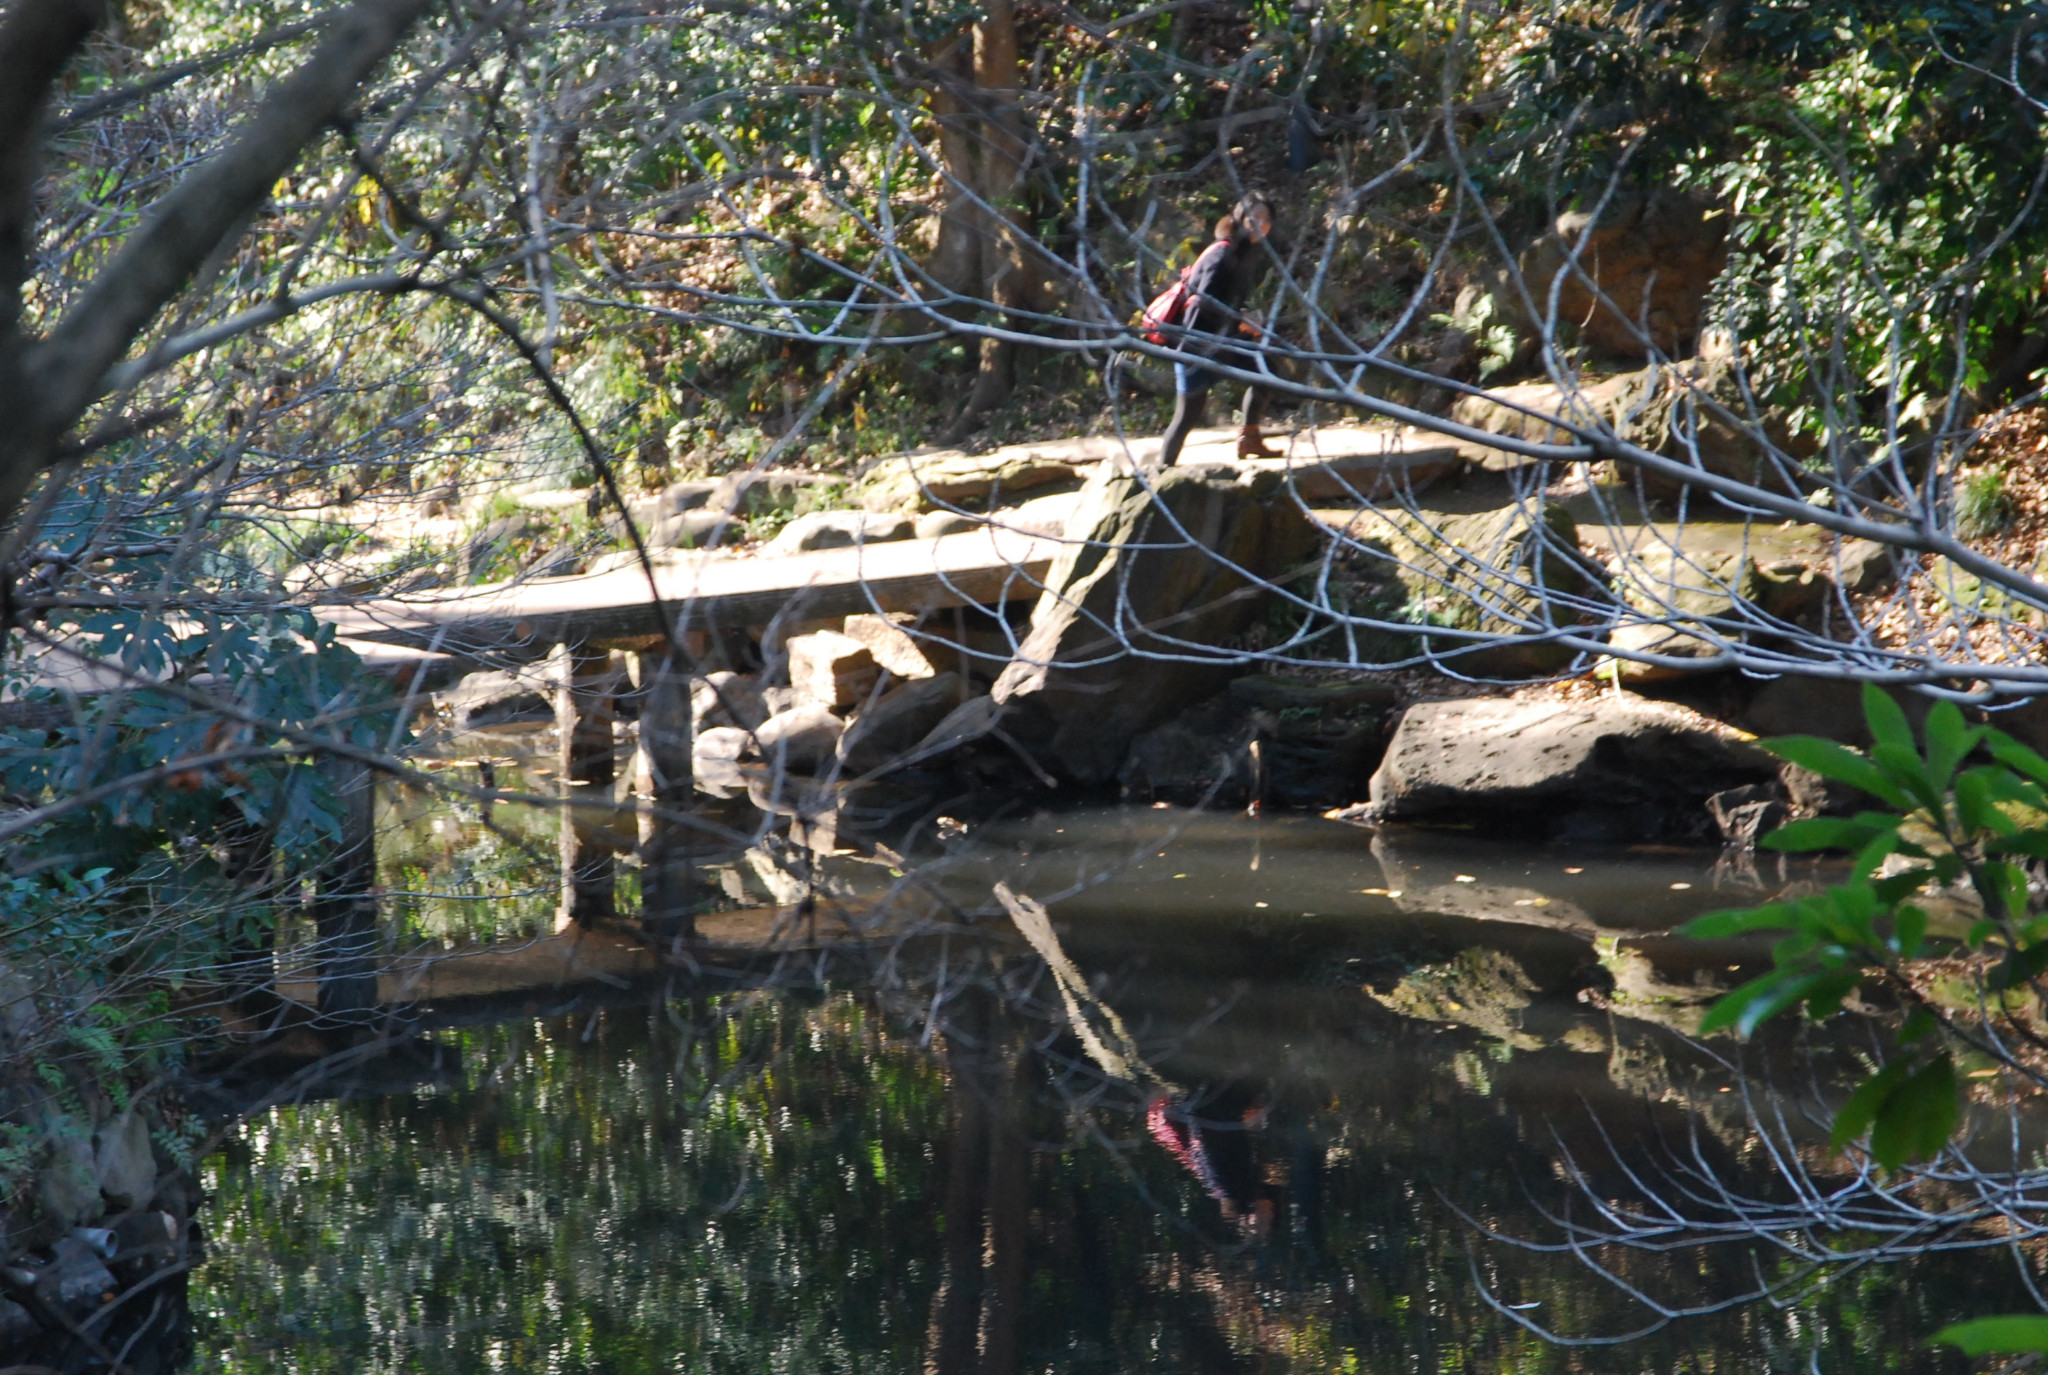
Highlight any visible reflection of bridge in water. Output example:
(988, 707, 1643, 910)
(292, 436, 1467, 1019)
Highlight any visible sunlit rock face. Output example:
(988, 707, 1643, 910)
(1368, 694, 1777, 843)
(1490, 191, 1729, 362)
(991, 464, 1315, 786)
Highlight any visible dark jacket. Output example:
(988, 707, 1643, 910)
(1181, 231, 1275, 342)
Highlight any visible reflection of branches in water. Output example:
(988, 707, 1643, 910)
(1467, 1052, 2048, 1346)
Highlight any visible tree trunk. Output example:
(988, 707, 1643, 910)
(926, 34, 984, 300)
(925, 0, 1051, 440)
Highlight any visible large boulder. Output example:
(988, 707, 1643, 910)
(692, 725, 753, 796)
(988, 464, 1317, 785)
(754, 705, 844, 772)
(841, 613, 938, 680)
(691, 670, 768, 731)
(1450, 370, 1656, 462)
(34, 1230, 117, 1318)
(37, 1128, 99, 1229)
(607, 482, 724, 544)
(710, 470, 839, 517)
(760, 510, 913, 556)
(1116, 694, 1258, 806)
(93, 1112, 155, 1213)
(435, 669, 553, 730)
(841, 672, 964, 774)
(1449, 359, 1811, 501)
(652, 508, 735, 548)
(1116, 682, 1390, 810)
(856, 449, 1083, 515)
(1368, 693, 1778, 842)
(785, 631, 881, 710)
(1618, 355, 1813, 500)
(0, 1296, 36, 1344)
(911, 491, 1083, 540)
(1494, 191, 1727, 361)
(0, 959, 38, 1049)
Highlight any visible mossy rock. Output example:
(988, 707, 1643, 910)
(1606, 545, 1759, 680)
(1361, 502, 1600, 676)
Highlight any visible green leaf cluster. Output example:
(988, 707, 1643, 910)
(1684, 681, 2048, 1351)
(1684, 683, 2048, 1171)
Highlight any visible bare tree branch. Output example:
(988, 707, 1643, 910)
(0, 0, 107, 337)
(4, 0, 435, 515)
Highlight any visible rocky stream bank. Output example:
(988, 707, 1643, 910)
(5, 403, 2032, 1361)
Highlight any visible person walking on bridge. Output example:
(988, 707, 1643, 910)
(1150, 195, 1283, 466)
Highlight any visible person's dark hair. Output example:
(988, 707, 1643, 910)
(1215, 195, 1276, 242)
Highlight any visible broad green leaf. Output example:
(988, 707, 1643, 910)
(1701, 968, 1825, 1039)
(1989, 831, 2048, 860)
(1989, 861, 2031, 919)
(1921, 700, 1978, 789)
(1870, 742, 1942, 812)
(1868, 1053, 1957, 1170)
(1827, 882, 1879, 932)
(1831, 1058, 1911, 1151)
(1989, 941, 2048, 991)
(1892, 906, 1927, 960)
(1979, 766, 2048, 809)
(1765, 736, 1911, 809)
(1862, 683, 1914, 754)
(1848, 829, 1899, 880)
(1682, 903, 1795, 941)
(1930, 1315, 2048, 1355)
(1871, 868, 1934, 905)
(1986, 730, 2048, 787)
(1799, 969, 1863, 1019)
(1952, 768, 2005, 836)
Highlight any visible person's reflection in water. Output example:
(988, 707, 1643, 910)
(1145, 1085, 1277, 1239)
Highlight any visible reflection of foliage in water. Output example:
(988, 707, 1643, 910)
(181, 972, 2037, 1373)
(194, 995, 949, 1372)
(375, 749, 565, 947)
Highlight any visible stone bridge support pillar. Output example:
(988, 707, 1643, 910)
(634, 646, 695, 941)
(556, 643, 618, 929)
(313, 755, 380, 1023)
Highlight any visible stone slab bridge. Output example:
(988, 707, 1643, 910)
(291, 433, 1456, 1016)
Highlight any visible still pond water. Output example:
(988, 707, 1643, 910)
(185, 807, 2030, 1373)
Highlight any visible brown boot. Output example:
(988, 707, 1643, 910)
(1236, 427, 1279, 459)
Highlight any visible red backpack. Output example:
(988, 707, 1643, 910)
(1138, 242, 1224, 344)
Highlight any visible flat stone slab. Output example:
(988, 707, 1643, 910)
(318, 525, 1063, 655)
(1234, 446, 1460, 500)
(859, 424, 1463, 510)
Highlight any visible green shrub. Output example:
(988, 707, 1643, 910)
(1954, 467, 2016, 540)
